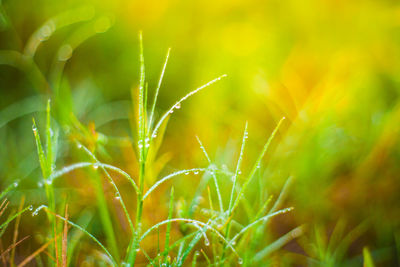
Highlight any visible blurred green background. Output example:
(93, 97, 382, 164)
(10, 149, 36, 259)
(1, 0, 400, 265)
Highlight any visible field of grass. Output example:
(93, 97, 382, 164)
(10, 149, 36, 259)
(0, 0, 400, 266)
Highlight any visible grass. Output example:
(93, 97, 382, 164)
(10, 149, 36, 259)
(0, 20, 295, 264)
(1, 3, 393, 266)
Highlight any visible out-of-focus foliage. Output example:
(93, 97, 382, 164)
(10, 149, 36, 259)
(1, 0, 400, 265)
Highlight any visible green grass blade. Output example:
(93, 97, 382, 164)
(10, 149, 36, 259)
(177, 225, 208, 266)
(143, 168, 207, 200)
(49, 161, 139, 194)
(32, 118, 49, 179)
(228, 122, 248, 214)
(195, 136, 224, 213)
(0, 205, 32, 230)
(231, 117, 285, 213)
(151, 74, 227, 140)
(0, 181, 19, 200)
(230, 207, 294, 245)
(78, 143, 135, 234)
(148, 48, 170, 135)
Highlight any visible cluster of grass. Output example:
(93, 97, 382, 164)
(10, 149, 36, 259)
(27, 31, 297, 266)
(2, 2, 399, 266)
(0, 7, 298, 265)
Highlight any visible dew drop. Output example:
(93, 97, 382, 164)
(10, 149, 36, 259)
(194, 170, 199, 175)
(204, 239, 210, 246)
(28, 205, 33, 211)
(38, 181, 43, 188)
(92, 164, 99, 170)
(152, 134, 157, 138)
(184, 172, 189, 175)
(138, 144, 143, 149)
(175, 102, 181, 109)
(46, 179, 52, 185)
(194, 251, 200, 256)
(135, 248, 140, 252)
(169, 110, 174, 114)
(77, 143, 82, 149)
(145, 143, 150, 148)
(238, 258, 243, 265)
(238, 170, 242, 175)
(13, 182, 18, 187)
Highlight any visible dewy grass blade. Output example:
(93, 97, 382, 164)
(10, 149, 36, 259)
(49, 161, 139, 194)
(143, 168, 207, 200)
(45, 100, 53, 172)
(140, 218, 239, 258)
(77, 143, 135, 234)
(0, 205, 32, 230)
(32, 118, 48, 179)
(229, 207, 294, 245)
(177, 224, 208, 266)
(231, 117, 285, 213)
(195, 136, 224, 213)
(151, 74, 227, 141)
(148, 48, 170, 135)
(0, 182, 19, 200)
(228, 122, 248, 215)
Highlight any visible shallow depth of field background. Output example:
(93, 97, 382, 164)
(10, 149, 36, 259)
(1, 0, 400, 265)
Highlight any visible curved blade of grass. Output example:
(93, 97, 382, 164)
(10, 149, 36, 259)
(50, 16, 112, 91)
(24, 6, 95, 57)
(0, 181, 19, 200)
(0, 95, 44, 128)
(151, 74, 227, 141)
(49, 161, 139, 194)
(0, 50, 49, 92)
(77, 142, 135, 234)
(143, 168, 207, 200)
(229, 207, 293, 246)
(0, 205, 32, 230)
